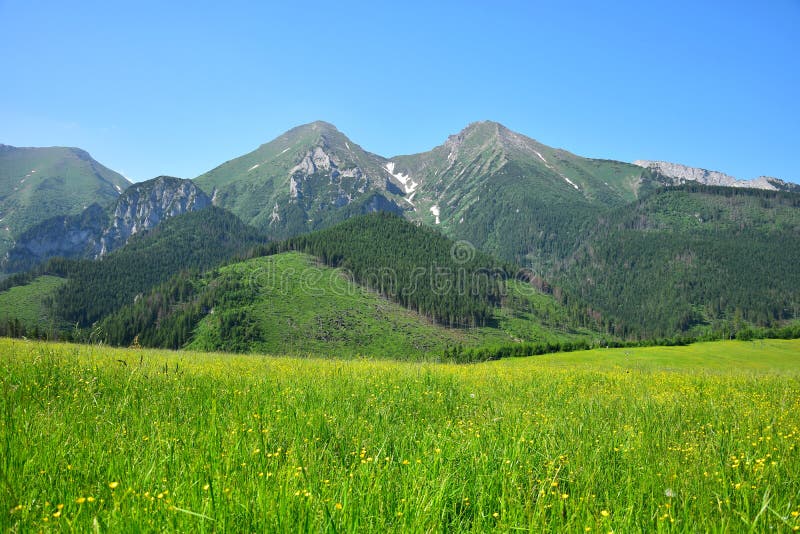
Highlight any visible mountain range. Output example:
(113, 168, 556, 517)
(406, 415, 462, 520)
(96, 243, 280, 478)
(1, 121, 798, 353)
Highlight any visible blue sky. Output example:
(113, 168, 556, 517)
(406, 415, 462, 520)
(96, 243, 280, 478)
(1, 0, 798, 183)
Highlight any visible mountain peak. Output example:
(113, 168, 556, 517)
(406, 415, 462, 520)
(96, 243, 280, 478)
(286, 120, 340, 136)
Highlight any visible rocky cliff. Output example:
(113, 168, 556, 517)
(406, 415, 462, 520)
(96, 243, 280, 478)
(3, 176, 211, 272)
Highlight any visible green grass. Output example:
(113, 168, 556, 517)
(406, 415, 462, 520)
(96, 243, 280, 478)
(0, 275, 65, 329)
(2, 338, 799, 531)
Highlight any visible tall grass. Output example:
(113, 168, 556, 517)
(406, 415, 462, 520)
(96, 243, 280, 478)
(1, 338, 799, 531)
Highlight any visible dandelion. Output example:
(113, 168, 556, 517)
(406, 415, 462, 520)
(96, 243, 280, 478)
(75, 497, 86, 504)
(335, 503, 343, 510)
(600, 510, 610, 517)
(561, 493, 569, 499)
(108, 482, 119, 490)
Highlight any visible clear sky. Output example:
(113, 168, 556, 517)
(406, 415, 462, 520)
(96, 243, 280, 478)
(1, 0, 798, 184)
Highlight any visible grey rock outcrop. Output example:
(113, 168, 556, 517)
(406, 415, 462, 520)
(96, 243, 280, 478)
(101, 176, 211, 253)
(634, 160, 799, 192)
(3, 176, 211, 272)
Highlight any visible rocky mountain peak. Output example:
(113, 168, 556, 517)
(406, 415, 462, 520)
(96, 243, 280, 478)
(107, 176, 211, 248)
(3, 176, 212, 271)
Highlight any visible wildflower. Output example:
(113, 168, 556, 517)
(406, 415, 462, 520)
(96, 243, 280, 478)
(561, 493, 569, 499)
(76, 497, 86, 504)
(108, 482, 119, 490)
(600, 510, 610, 517)
(334, 503, 343, 510)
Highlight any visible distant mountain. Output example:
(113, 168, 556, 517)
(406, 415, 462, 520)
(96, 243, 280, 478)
(195, 121, 664, 268)
(0, 144, 130, 257)
(4, 176, 210, 272)
(194, 121, 407, 239)
(634, 160, 799, 192)
(387, 121, 662, 267)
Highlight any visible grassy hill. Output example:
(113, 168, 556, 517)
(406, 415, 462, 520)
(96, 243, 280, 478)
(0, 275, 66, 334)
(101, 251, 592, 358)
(98, 213, 595, 357)
(189, 252, 500, 357)
(3, 338, 799, 531)
(0, 144, 129, 257)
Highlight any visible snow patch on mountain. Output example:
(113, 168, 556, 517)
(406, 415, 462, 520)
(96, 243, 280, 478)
(430, 205, 440, 225)
(534, 150, 580, 191)
(385, 162, 419, 195)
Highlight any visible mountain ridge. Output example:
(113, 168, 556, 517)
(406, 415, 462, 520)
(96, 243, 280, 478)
(4, 176, 211, 272)
(634, 159, 798, 192)
(0, 144, 131, 258)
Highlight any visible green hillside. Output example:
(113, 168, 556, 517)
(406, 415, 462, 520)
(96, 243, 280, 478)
(558, 185, 800, 337)
(183, 252, 500, 357)
(97, 214, 596, 357)
(50, 206, 264, 326)
(0, 275, 66, 335)
(0, 144, 129, 256)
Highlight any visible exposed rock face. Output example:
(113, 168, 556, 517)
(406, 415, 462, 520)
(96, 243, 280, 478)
(634, 160, 799, 192)
(102, 176, 211, 252)
(3, 176, 211, 272)
(194, 121, 407, 240)
(3, 204, 109, 271)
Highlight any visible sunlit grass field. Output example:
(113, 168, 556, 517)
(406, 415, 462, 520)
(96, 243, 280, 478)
(2, 338, 799, 531)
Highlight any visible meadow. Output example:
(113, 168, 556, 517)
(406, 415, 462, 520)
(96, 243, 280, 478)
(1, 338, 799, 532)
